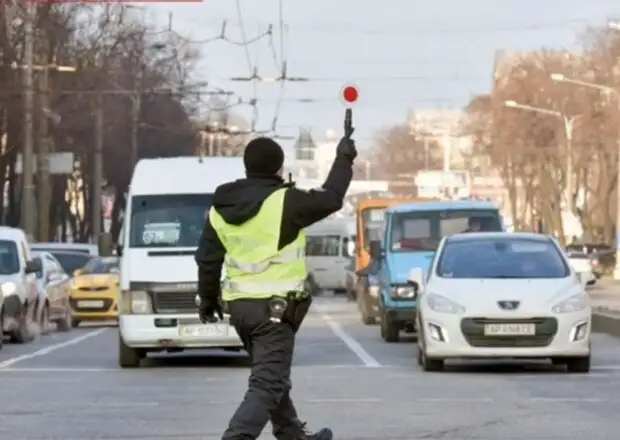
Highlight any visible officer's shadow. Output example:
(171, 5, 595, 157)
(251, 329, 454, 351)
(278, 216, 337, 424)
(140, 349, 252, 368)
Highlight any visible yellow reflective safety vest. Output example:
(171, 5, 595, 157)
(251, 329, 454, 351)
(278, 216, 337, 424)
(209, 188, 307, 301)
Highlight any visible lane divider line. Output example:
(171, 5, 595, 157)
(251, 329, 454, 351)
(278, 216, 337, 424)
(0, 328, 110, 369)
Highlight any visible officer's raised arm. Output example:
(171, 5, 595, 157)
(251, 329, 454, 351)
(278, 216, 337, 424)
(284, 112, 357, 230)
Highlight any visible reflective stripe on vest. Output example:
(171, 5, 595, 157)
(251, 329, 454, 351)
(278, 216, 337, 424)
(222, 279, 305, 295)
(209, 188, 307, 300)
(224, 247, 305, 273)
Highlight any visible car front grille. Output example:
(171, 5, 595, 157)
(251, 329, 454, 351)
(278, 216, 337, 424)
(151, 291, 197, 314)
(460, 317, 558, 348)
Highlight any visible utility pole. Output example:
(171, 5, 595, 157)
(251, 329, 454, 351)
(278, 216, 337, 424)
(130, 66, 143, 167)
(92, 93, 104, 246)
(37, 46, 51, 242)
(21, 3, 36, 238)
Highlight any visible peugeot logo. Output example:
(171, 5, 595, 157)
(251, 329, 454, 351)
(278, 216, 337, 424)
(498, 300, 520, 310)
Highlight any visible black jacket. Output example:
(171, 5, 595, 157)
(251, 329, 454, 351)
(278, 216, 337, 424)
(195, 154, 353, 303)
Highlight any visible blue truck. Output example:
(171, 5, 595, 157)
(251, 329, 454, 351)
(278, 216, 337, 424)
(369, 200, 504, 343)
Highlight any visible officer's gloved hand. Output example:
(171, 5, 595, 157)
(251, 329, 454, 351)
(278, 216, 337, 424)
(198, 298, 224, 324)
(336, 135, 357, 161)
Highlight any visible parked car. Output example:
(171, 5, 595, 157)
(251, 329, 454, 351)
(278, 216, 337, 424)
(31, 252, 72, 333)
(70, 256, 120, 327)
(31, 242, 99, 257)
(0, 227, 40, 343)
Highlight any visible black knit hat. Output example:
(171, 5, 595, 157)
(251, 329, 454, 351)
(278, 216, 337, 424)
(243, 137, 284, 175)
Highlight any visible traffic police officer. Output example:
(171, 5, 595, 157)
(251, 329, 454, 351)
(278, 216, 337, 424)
(195, 131, 357, 440)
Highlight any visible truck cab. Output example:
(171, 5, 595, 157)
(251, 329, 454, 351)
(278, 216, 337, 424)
(372, 200, 503, 343)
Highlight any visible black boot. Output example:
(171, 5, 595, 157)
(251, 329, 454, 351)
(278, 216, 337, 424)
(303, 427, 333, 440)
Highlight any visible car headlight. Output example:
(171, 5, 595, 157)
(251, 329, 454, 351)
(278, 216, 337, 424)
(121, 290, 152, 314)
(390, 285, 416, 299)
(426, 293, 465, 314)
(1, 282, 17, 296)
(552, 294, 587, 313)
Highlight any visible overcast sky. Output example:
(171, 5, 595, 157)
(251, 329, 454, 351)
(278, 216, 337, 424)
(145, 0, 620, 154)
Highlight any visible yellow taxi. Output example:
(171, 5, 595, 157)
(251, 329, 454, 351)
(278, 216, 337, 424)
(70, 256, 120, 327)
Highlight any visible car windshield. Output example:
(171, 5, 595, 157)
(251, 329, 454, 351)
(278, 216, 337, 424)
(390, 209, 502, 252)
(361, 207, 386, 248)
(129, 193, 212, 248)
(0, 240, 19, 275)
(81, 257, 119, 275)
(52, 253, 93, 274)
(436, 237, 570, 279)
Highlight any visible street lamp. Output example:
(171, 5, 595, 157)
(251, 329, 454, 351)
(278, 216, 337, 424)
(503, 99, 579, 216)
(550, 72, 620, 279)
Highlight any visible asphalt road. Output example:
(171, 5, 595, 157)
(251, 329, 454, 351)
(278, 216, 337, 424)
(1, 296, 620, 440)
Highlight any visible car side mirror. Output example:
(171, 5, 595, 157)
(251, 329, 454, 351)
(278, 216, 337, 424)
(407, 267, 425, 293)
(25, 259, 41, 274)
(369, 240, 383, 260)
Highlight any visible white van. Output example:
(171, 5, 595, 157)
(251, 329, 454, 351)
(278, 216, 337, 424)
(117, 157, 245, 368)
(305, 218, 355, 293)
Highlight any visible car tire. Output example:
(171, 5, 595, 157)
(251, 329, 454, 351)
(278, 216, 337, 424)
(10, 303, 34, 344)
(40, 302, 51, 335)
(418, 347, 444, 372)
(71, 319, 81, 328)
(565, 355, 590, 373)
(381, 314, 399, 343)
(118, 333, 145, 368)
(56, 300, 71, 332)
(0, 307, 4, 352)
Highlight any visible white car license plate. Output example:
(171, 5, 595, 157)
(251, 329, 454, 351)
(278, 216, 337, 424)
(178, 324, 228, 338)
(77, 300, 104, 308)
(484, 323, 535, 336)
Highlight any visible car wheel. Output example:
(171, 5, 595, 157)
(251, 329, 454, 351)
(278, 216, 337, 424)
(565, 355, 590, 373)
(10, 303, 34, 344)
(0, 307, 4, 352)
(40, 302, 51, 335)
(56, 300, 71, 332)
(118, 333, 145, 368)
(381, 314, 399, 343)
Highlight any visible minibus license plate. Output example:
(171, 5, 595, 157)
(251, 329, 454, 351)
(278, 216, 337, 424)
(179, 324, 228, 338)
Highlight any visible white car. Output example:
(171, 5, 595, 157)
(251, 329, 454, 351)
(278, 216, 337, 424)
(416, 232, 591, 373)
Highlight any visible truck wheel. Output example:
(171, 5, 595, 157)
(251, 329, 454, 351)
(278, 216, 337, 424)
(381, 315, 399, 343)
(118, 333, 145, 368)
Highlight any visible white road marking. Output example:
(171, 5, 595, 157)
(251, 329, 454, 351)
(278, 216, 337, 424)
(315, 307, 381, 368)
(0, 328, 109, 368)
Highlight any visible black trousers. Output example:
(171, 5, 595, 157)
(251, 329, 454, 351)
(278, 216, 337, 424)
(223, 299, 303, 440)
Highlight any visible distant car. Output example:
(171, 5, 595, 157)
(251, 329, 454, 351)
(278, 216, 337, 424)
(69, 256, 120, 327)
(31, 242, 99, 257)
(417, 232, 591, 373)
(47, 251, 94, 277)
(31, 252, 72, 333)
(566, 243, 615, 279)
(565, 248, 596, 286)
